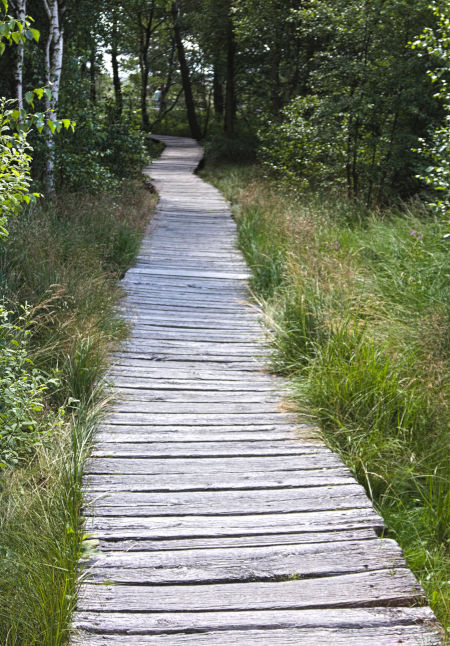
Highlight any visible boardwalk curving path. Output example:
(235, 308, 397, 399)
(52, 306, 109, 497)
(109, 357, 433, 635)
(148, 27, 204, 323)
(72, 136, 442, 645)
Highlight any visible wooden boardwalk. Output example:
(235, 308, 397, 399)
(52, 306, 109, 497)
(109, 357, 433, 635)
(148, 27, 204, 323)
(72, 136, 442, 645)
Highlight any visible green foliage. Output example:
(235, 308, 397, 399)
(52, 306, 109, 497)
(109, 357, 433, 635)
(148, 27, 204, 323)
(0, 99, 38, 239)
(0, 303, 64, 467)
(259, 96, 346, 191)
(54, 104, 148, 192)
(260, 0, 437, 203)
(204, 131, 258, 164)
(0, 182, 155, 403)
(0, 2, 39, 56)
(411, 1, 450, 227)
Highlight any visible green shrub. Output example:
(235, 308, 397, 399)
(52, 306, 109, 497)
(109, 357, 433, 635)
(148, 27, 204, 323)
(204, 131, 258, 164)
(0, 304, 64, 467)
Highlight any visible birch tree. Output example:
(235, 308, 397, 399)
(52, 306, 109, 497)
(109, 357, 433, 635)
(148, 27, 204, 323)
(41, 0, 65, 195)
(10, 0, 26, 110)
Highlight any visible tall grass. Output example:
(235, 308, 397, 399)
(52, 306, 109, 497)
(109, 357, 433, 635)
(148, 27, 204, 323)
(201, 163, 450, 635)
(0, 180, 156, 644)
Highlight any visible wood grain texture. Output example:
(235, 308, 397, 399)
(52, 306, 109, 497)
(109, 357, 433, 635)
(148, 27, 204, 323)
(72, 606, 437, 634)
(71, 626, 442, 645)
(82, 539, 405, 584)
(84, 508, 385, 539)
(72, 134, 441, 645)
(77, 570, 424, 612)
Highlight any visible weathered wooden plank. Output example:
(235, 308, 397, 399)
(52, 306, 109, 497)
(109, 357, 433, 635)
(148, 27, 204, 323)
(71, 606, 438, 637)
(121, 338, 262, 350)
(124, 298, 254, 313)
(84, 508, 384, 540)
(127, 330, 261, 342)
(108, 366, 273, 380)
(83, 539, 404, 585)
(112, 354, 265, 365)
(95, 430, 301, 442)
(77, 569, 424, 612)
(122, 318, 256, 330)
(83, 468, 354, 492)
(90, 440, 332, 458)
(84, 453, 343, 475)
(94, 528, 380, 552)
(71, 626, 442, 646)
(123, 267, 250, 280)
(109, 402, 287, 415)
(83, 484, 371, 517)
(98, 423, 307, 434)
(104, 413, 298, 425)
(109, 388, 278, 402)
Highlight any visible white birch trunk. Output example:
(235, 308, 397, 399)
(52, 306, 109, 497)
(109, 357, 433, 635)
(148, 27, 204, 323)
(42, 0, 65, 195)
(12, 0, 26, 111)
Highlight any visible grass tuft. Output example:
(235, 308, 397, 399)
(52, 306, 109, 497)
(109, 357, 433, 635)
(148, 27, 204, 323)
(0, 179, 157, 644)
(201, 161, 450, 634)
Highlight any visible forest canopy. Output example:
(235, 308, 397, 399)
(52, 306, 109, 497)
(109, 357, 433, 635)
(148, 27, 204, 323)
(0, 0, 448, 218)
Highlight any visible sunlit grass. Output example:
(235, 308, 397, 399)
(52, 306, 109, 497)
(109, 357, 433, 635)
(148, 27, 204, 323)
(0, 179, 157, 644)
(201, 162, 450, 635)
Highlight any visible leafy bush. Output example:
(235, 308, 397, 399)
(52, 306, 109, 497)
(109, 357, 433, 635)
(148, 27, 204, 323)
(54, 108, 148, 192)
(411, 1, 450, 228)
(0, 99, 37, 239)
(0, 304, 63, 467)
(259, 97, 346, 191)
(204, 131, 258, 164)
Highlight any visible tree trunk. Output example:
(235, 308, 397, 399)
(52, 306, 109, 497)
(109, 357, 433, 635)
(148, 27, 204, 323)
(13, 0, 26, 111)
(111, 13, 122, 119)
(213, 60, 223, 116)
(137, 2, 154, 131)
(42, 0, 65, 196)
(89, 44, 96, 104)
(171, 1, 201, 140)
(270, 46, 282, 114)
(140, 60, 149, 130)
(224, 8, 236, 135)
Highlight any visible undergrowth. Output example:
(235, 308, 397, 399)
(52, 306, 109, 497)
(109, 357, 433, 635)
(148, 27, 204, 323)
(0, 180, 156, 644)
(201, 162, 450, 636)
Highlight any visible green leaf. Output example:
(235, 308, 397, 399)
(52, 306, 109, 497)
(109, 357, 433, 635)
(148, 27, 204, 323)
(24, 91, 34, 106)
(34, 87, 44, 100)
(47, 119, 56, 134)
(11, 31, 20, 44)
(0, 42, 4, 56)
(30, 28, 39, 42)
(62, 119, 71, 129)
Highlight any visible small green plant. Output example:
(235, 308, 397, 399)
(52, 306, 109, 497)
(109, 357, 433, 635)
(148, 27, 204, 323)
(0, 303, 64, 467)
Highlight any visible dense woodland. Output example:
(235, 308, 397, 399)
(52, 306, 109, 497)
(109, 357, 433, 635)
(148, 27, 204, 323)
(0, 0, 449, 644)
(0, 0, 449, 207)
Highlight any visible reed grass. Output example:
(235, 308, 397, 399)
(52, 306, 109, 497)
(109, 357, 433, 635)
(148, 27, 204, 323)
(201, 162, 450, 635)
(0, 179, 156, 644)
